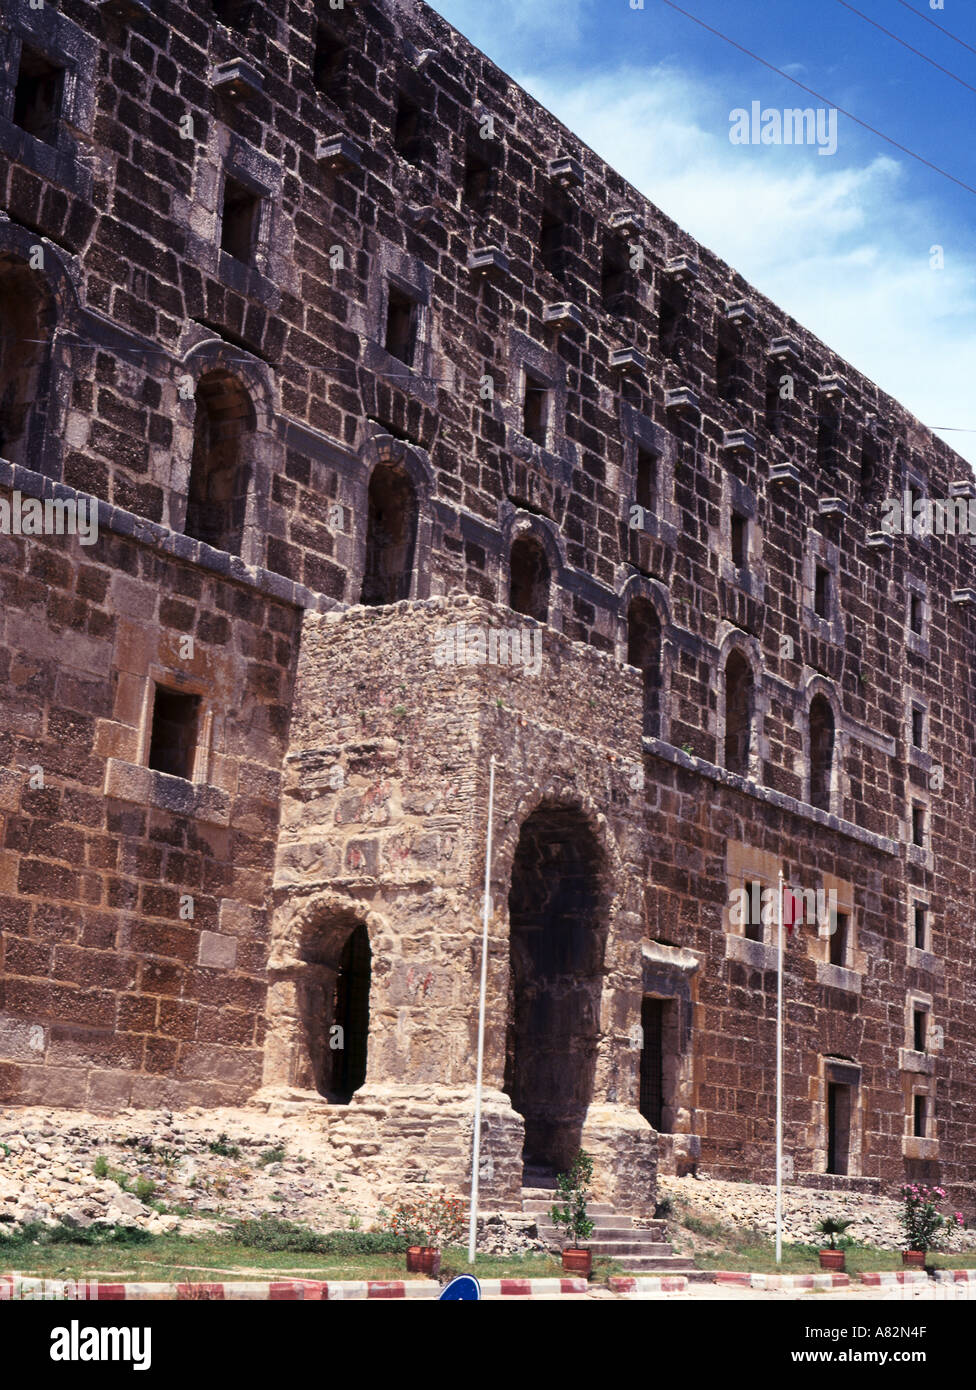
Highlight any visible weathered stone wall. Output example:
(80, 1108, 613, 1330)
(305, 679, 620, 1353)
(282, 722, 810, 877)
(0, 464, 311, 1110)
(0, 0, 973, 1211)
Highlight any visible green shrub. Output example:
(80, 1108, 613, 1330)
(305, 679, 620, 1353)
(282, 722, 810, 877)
(208, 1133, 241, 1159)
(257, 1147, 286, 1168)
(93, 1155, 108, 1179)
(230, 1217, 406, 1255)
(0, 1221, 153, 1249)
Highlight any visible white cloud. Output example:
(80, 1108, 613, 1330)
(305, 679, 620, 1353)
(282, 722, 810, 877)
(433, 0, 586, 52)
(510, 62, 976, 467)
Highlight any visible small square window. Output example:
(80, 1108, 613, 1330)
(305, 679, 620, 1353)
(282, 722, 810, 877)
(744, 880, 764, 942)
(221, 176, 260, 264)
(913, 904, 928, 950)
(814, 566, 830, 619)
(148, 687, 200, 781)
(385, 286, 418, 367)
(911, 804, 925, 847)
(829, 910, 849, 967)
(13, 46, 64, 146)
(913, 1007, 928, 1053)
(523, 373, 549, 446)
(913, 1093, 927, 1138)
(911, 705, 925, 749)
(909, 593, 924, 637)
(730, 512, 748, 569)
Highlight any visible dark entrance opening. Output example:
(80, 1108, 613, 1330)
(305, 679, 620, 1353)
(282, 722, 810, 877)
(147, 686, 200, 781)
(297, 915, 371, 1101)
(504, 805, 606, 1176)
(639, 998, 664, 1130)
(509, 535, 549, 622)
(827, 1082, 851, 1175)
(332, 923, 371, 1102)
(360, 463, 418, 605)
(185, 372, 254, 555)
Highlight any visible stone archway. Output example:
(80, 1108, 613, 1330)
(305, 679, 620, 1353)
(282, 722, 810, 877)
(503, 803, 607, 1176)
(263, 895, 377, 1103)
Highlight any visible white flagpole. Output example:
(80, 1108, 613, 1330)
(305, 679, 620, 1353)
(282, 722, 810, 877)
(775, 869, 784, 1265)
(468, 754, 496, 1265)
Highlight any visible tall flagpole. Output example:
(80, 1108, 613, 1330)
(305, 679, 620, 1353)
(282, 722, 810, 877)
(775, 869, 784, 1265)
(468, 754, 496, 1265)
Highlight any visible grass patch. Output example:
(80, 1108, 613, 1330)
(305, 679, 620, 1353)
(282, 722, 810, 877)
(230, 1217, 406, 1256)
(257, 1147, 286, 1168)
(207, 1134, 241, 1159)
(0, 1229, 563, 1284)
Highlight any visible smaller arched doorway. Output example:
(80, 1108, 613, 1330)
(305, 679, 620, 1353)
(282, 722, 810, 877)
(361, 463, 418, 605)
(293, 915, 372, 1102)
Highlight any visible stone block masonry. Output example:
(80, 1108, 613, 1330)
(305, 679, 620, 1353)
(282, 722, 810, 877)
(0, 0, 974, 1214)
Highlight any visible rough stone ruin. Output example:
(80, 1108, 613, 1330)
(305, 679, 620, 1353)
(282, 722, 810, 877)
(0, 0, 974, 1218)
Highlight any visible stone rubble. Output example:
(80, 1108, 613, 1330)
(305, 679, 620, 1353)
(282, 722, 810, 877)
(0, 1106, 546, 1255)
(660, 1175, 976, 1253)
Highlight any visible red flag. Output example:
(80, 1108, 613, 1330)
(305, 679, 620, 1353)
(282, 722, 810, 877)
(782, 887, 800, 936)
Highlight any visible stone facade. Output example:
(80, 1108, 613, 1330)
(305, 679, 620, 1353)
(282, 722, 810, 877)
(0, 0, 975, 1213)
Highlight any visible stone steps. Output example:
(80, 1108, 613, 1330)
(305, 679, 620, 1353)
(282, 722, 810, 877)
(518, 1186, 696, 1276)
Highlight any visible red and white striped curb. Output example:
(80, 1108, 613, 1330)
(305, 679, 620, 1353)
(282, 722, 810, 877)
(478, 1278, 588, 1297)
(713, 1272, 850, 1290)
(933, 1269, 976, 1284)
(0, 1275, 440, 1301)
(860, 1271, 929, 1287)
(608, 1276, 689, 1295)
(1, 1274, 598, 1300)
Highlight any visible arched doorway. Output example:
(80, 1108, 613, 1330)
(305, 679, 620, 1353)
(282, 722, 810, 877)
(293, 915, 371, 1102)
(361, 463, 418, 605)
(504, 805, 607, 1177)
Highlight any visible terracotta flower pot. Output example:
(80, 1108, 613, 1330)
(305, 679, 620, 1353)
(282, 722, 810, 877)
(819, 1249, 846, 1272)
(406, 1246, 424, 1273)
(419, 1247, 441, 1277)
(562, 1248, 592, 1277)
(902, 1250, 926, 1268)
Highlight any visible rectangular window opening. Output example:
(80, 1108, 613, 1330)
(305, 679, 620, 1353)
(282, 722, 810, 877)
(635, 448, 658, 516)
(913, 1007, 928, 1053)
(385, 286, 418, 367)
(829, 910, 849, 967)
(658, 281, 683, 363)
(730, 512, 748, 570)
(220, 176, 260, 264)
(716, 328, 740, 404)
(744, 880, 764, 943)
(394, 92, 422, 162)
(911, 706, 925, 749)
(910, 593, 924, 637)
(148, 687, 201, 782)
(912, 804, 925, 847)
(913, 904, 928, 951)
(601, 241, 629, 313)
(827, 1081, 852, 1175)
(523, 373, 549, 446)
(913, 1093, 927, 1138)
(313, 24, 348, 99)
(463, 145, 493, 212)
(13, 46, 64, 146)
(814, 565, 830, 619)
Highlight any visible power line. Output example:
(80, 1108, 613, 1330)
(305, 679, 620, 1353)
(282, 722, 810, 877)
(654, 0, 976, 197)
(894, 0, 976, 59)
(833, 0, 976, 96)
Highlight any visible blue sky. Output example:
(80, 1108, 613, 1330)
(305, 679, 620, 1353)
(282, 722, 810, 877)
(433, 0, 976, 468)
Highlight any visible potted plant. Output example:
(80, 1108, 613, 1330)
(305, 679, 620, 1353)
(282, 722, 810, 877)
(385, 1198, 426, 1272)
(549, 1149, 595, 1277)
(900, 1184, 964, 1267)
(816, 1218, 853, 1271)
